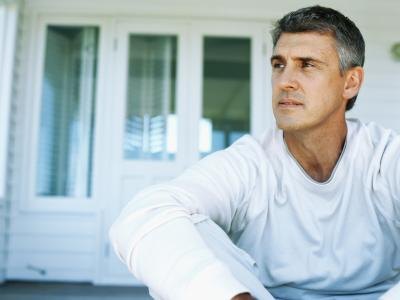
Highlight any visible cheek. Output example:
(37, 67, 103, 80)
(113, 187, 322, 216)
(306, 77, 342, 102)
(271, 78, 278, 91)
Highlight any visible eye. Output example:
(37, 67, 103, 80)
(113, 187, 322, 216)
(302, 61, 314, 68)
(272, 62, 285, 69)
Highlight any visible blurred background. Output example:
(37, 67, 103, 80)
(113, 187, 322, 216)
(0, 0, 399, 298)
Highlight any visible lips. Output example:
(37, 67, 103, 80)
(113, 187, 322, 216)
(278, 98, 303, 106)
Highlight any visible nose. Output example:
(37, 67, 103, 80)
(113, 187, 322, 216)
(275, 66, 299, 91)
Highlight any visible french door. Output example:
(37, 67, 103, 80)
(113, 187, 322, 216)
(97, 19, 269, 285)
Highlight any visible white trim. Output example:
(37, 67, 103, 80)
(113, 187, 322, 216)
(22, 0, 400, 26)
(0, 2, 18, 198)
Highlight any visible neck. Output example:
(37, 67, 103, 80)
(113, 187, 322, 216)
(283, 118, 347, 182)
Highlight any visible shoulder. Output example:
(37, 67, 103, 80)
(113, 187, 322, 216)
(194, 128, 279, 182)
(348, 118, 400, 184)
(347, 118, 399, 151)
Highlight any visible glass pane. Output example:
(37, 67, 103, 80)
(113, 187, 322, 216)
(36, 26, 99, 197)
(199, 37, 251, 156)
(124, 35, 177, 160)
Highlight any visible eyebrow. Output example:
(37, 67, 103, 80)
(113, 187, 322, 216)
(270, 54, 328, 66)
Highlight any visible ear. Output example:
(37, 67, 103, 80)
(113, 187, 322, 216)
(343, 66, 364, 100)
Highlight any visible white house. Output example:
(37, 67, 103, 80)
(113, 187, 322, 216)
(0, 0, 399, 287)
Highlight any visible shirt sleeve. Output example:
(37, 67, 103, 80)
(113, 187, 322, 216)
(380, 131, 400, 222)
(109, 135, 263, 300)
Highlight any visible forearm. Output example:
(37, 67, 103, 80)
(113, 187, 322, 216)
(109, 196, 249, 300)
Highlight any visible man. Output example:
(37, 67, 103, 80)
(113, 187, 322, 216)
(109, 6, 400, 300)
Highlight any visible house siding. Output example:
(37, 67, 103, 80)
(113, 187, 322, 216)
(348, 25, 400, 132)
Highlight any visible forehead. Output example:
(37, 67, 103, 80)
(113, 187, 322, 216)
(273, 32, 338, 61)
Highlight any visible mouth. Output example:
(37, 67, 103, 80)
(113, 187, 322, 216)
(278, 98, 303, 108)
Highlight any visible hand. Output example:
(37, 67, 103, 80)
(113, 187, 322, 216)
(231, 292, 253, 300)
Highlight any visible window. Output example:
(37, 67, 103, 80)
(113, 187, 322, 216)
(199, 37, 251, 156)
(124, 35, 178, 160)
(36, 25, 99, 197)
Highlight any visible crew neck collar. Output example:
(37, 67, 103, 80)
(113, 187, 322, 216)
(278, 120, 354, 190)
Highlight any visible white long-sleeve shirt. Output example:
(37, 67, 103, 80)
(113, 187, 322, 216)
(109, 118, 400, 299)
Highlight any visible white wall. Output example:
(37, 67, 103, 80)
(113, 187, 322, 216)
(347, 24, 400, 132)
(5, 0, 400, 284)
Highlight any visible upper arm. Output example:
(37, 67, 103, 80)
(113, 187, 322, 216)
(165, 136, 261, 231)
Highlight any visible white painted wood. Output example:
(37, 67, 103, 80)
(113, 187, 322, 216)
(21, 0, 400, 25)
(0, 0, 19, 284)
(8, 235, 95, 253)
(7, 252, 94, 270)
(8, 214, 97, 236)
(6, 212, 98, 281)
(0, 2, 18, 199)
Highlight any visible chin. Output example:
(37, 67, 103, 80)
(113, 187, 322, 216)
(276, 122, 302, 132)
(274, 116, 306, 132)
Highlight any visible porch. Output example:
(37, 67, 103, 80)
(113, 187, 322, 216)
(0, 281, 151, 300)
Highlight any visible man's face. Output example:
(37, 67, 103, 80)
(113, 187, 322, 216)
(271, 32, 348, 132)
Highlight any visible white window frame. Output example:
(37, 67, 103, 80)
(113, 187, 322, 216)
(19, 14, 111, 212)
(0, 2, 18, 199)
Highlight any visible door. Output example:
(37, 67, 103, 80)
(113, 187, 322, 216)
(97, 20, 191, 285)
(97, 19, 269, 285)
